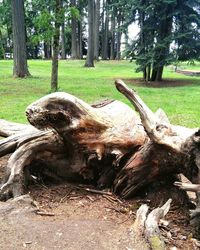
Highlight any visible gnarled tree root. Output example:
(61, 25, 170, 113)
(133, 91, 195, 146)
(0, 80, 200, 207)
(0, 131, 64, 199)
(131, 199, 172, 250)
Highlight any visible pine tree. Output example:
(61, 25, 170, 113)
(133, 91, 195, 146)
(128, 0, 200, 81)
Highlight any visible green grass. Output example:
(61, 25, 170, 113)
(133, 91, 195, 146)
(0, 59, 200, 128)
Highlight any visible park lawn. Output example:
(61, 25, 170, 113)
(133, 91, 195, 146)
(0, 59, 200, 128)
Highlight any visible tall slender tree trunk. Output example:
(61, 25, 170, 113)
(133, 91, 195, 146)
(116, 28, 121, 60)
(85, 0, 94, 67)
(151, 68, 157, 81)
(60, 0, 66, 60)
(51, 0, 61, 92)
(71, 0, 78, 59)
(61, 24, 66, 59)
(94, 0, 100, 60)
(11, 0, 30, 77)
(110, 12, 116, 60)
(77, 20, 83, 59)
(102, 0, 109, 60)
(116, 13, 122, 60)
(0, 29, 5, 59)
(147, 64, 151, 81)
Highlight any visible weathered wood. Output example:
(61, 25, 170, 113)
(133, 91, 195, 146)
(114, 79, 200, 198)
(0, 79, 200, 207)
(0, 119, 35, 137)
(132, 199, 172, 250)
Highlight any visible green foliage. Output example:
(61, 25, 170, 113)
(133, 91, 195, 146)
(126, 0, 200, 81)
(69, 6, 80, 20)
(0, 0, 12, 55)
(34, 10, 54, 42)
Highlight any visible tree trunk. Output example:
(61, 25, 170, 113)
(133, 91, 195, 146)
(11, 0, 30, 77)
(51, 0, 61, 92)
(151, 6, 173, 82)
(110, 11, 116, 60)
(147, 64, 151, 81)
(60, 0, 66, 60)
(60, 23, 66, 60)
(77, 0, 83, 60)
(77, 20, 83, 59)
(85, 0, 95, 67)
(102, 0, 109, 60)
(156, 66, 164, 81)
(71, 0, 78, 59)
(116, 15, 122, 60)
(94, 0, 100, 60)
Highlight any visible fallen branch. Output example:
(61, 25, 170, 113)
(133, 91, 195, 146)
(36, 211, 55, 216)
(76, 186, 113, 196)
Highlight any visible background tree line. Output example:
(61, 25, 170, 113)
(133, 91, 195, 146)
(0, 0, 127, 61)
(0, 0, 200, 83)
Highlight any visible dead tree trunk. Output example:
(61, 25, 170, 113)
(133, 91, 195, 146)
(0, 80, 200, 206)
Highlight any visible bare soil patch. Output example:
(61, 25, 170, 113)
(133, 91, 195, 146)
(123, 78, 194, 88)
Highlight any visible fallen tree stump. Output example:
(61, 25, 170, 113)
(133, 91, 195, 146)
(0, 79, 200, 211)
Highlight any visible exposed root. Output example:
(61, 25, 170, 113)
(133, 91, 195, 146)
(132, 199, 172, 250)
(0, 131, 63, 200)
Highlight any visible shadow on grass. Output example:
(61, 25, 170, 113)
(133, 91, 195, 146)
(123, 78, 199, 88)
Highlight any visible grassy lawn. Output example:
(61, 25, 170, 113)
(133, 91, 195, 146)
(0, 59, 200, 127)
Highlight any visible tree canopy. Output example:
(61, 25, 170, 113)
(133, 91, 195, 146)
(0, 0, 200, 82)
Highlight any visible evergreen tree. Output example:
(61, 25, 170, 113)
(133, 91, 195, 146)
(128, 0, 200, 81)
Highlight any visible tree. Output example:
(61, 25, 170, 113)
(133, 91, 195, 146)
(26, 0, 54, 59)
(94, 0, 100, 60)
(11, 0, 30, 77)
(0, 0, 13, 59)
(84, 0, 95, 67)
(128, 0, 200, 81)
(51, 0, 62, 92)
(60, 0, 66, 59)
(101, 0, 109, 60)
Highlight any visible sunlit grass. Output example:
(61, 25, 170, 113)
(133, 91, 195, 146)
(0, 59, 200, 127)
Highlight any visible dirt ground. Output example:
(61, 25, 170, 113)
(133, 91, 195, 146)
(123, 78, 194, 88)
(0, 155, 199, 250)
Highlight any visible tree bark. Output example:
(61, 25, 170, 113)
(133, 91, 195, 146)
(71, 0, 78, 59)
(102, 0, 109, 60)
(51, 0, 61, 92)
(116, 15, 122, 60)
(11, 0, 30, 77)
(94, 0, 100, 60)
(151, 6, 173, 82)
(110, 10, 116, 60)
(60, 0, 66, 60)
(85, 0, 95, 67)
(60, 23, 66, 60)
(77, 18, 83, 59)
